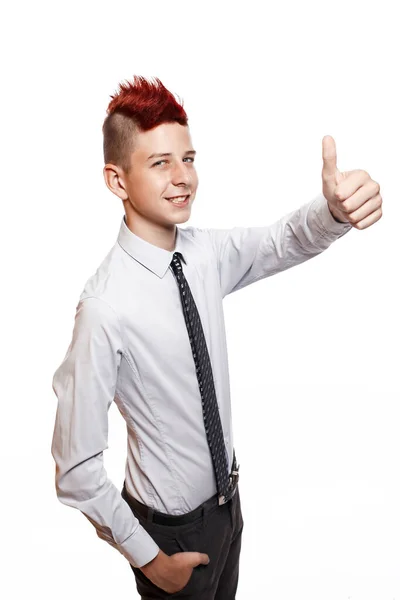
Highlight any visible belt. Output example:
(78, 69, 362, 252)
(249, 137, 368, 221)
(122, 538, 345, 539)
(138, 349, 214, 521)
(122, 450, 240, 526)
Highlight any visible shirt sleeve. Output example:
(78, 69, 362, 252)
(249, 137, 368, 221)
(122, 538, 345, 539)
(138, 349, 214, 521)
(201, 193, 352, 298)
(51, 296, 160, 568)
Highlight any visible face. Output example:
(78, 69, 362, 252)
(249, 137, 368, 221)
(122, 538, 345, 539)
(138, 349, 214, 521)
(104, 122, 199, 234)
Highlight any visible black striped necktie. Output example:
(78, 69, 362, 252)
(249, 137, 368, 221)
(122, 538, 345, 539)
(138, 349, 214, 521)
(170, 251, 235, 505)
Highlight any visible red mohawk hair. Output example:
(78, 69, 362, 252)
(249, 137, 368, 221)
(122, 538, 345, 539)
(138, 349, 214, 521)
(102, 75, 188, 174)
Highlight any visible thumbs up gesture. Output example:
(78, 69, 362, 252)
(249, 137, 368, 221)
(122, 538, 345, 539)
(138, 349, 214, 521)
(321, 135, 383, 229)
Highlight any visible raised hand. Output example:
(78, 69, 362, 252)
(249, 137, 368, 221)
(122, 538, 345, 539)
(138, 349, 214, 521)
(321, 135, 383, 229)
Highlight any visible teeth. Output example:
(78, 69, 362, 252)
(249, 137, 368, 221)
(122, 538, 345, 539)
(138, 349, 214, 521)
(168, 196, 187, 204)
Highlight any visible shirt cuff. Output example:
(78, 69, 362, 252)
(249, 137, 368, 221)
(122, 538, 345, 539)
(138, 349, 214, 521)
(118, 522, 160, 568)
(311, 193, 353, 238)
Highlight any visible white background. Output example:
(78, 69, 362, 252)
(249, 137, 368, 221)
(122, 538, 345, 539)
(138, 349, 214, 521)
(2, 1, 399, 598)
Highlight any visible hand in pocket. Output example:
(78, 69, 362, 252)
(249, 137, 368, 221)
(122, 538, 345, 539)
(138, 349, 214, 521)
(139, 547, 209, 594)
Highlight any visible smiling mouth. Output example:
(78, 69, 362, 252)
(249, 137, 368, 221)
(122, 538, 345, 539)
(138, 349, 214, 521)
(165, 195, 190, 204)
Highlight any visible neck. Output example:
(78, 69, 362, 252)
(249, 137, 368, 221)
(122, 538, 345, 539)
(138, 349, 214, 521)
(124, 207, 177, 252)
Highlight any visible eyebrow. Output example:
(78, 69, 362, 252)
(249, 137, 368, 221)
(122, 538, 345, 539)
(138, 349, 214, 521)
(147, 150, 197, 161)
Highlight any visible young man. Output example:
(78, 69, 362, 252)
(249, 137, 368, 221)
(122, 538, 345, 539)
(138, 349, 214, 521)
(51, 75, 382, 599)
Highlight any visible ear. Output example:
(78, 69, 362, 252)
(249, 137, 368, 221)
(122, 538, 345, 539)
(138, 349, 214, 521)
(103, 163, 129, 201)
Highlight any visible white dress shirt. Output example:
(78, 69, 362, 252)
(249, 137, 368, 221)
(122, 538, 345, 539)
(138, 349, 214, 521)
(51, 193, 352, 568)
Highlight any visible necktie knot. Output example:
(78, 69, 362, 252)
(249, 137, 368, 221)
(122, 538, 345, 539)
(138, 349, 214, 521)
(171, 252, 183, 271)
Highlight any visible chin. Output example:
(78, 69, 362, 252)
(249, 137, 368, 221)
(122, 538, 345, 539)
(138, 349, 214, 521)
(175, 212, 191, 225)
(166, 208, 192, 226)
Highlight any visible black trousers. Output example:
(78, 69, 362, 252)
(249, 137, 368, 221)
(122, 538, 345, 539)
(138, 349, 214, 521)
(121, 483, 244, 599)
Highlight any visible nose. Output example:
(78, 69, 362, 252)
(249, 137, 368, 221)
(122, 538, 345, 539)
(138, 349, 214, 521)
(171, 160, 191, 187)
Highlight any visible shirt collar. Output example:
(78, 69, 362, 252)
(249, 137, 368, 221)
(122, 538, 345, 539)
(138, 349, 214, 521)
(117, 215, 187, 279)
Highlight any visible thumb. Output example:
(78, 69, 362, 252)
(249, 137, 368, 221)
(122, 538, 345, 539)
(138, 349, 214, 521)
(322, 135, 339, 185)
(201, 552, 210, 565)
(187, 551, 210, 566)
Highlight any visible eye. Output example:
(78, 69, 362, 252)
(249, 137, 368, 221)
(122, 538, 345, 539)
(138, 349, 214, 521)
(152, 157, 195, 167)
